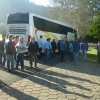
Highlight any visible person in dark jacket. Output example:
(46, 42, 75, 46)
(59, 39, 67, 62)
(0, 34, 6, 67)
(85, 41, 89, 51)
(57, 40, 61, 55)
(5, 34, 15, 72)
(51, 39, 57, 58)
(73, 39, 80, 66)
(28, 37, 39, 68)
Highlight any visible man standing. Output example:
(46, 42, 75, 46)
(81, 41, 87, 61)
(0, 34, 6, 67)
(59, 39, 67, 62)
(57, 40, 61, 55)
(96, 41, 100, 63)
(85, 41, 89, 52)
(12, 36, 19, 62)
(28, 37, 39, 68)
(37, 35, 44, 60)
(44, 38, 52, 63)
(51, 39, 57, 58)
(16, 37, 27, 71)
(5, 34, 15, 72)
(73, 39, 80, 66)
(69, 41, 73, 62)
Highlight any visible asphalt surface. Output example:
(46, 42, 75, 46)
(0, 46, 97, 89)
(0, 54, 65, 88)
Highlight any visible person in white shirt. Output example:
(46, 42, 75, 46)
(37, 35, 44, 60)
(15, 37, 27, 71)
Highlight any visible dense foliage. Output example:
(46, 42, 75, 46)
(88, 16, 100, 39)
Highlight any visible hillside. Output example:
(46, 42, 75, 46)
(0, 0, 46, 23)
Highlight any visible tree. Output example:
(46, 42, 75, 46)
(88, 16, 100, 39)
(45, 0, 93, 36)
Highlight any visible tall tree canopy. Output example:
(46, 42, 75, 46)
(44, 0, 100, 36)
(88, 16, 100, 39)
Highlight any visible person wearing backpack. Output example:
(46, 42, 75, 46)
(0, 34, 6, 67)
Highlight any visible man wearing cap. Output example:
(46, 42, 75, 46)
(0, 34, 6, 67)
(37, 35, 44, 60)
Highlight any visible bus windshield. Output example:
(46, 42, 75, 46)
(7, 13, 29, 24)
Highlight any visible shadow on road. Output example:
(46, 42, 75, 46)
(0, 81, 37, 100)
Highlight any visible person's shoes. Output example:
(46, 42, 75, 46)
(21, 69, 24, 71)
(11, 71, 16, 73)
(2, 66, 6, 69)
(8, 70, 11, 72)
(35, 65, 38, 68)
(15, 68, 18, 70)
(30, 65, 32, 68)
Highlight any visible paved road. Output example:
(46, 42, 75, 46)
(0, 59, 100, 100)
(0, 55, 65, 88)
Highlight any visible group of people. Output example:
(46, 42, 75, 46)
(0, 34, 27, 72)
(57, 39, 88, 65)
(0, 34, 89, 73)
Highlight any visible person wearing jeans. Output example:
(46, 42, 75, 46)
(81, 41, 87, 61)
(73, 52, 79, 65)
(7, 55, 14, 72)
(69, 41, 73, 62)
(0, 34, 6, 67)
(82, 50, 87, 60)
(59, 39, 67, 62)
(73, 39, 80, 66)
(44, 38, 52, 63)
(44, 48, 50, 62)
(5, 34, 15, 72)
(16, 37, 27, 71)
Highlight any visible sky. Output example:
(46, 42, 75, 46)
(29, 0, 50, 6)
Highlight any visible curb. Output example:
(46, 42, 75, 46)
(78, 57, 97, 63)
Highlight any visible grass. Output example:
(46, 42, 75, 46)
(79, 49, 97, 62)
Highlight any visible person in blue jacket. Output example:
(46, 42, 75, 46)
(59, 39, 67, 62)
(73, 39, 80, 66)
(69, 41, 73, 62)
(81, 41, 87, 61)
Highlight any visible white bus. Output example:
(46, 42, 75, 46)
(6, 12, 77, 44)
